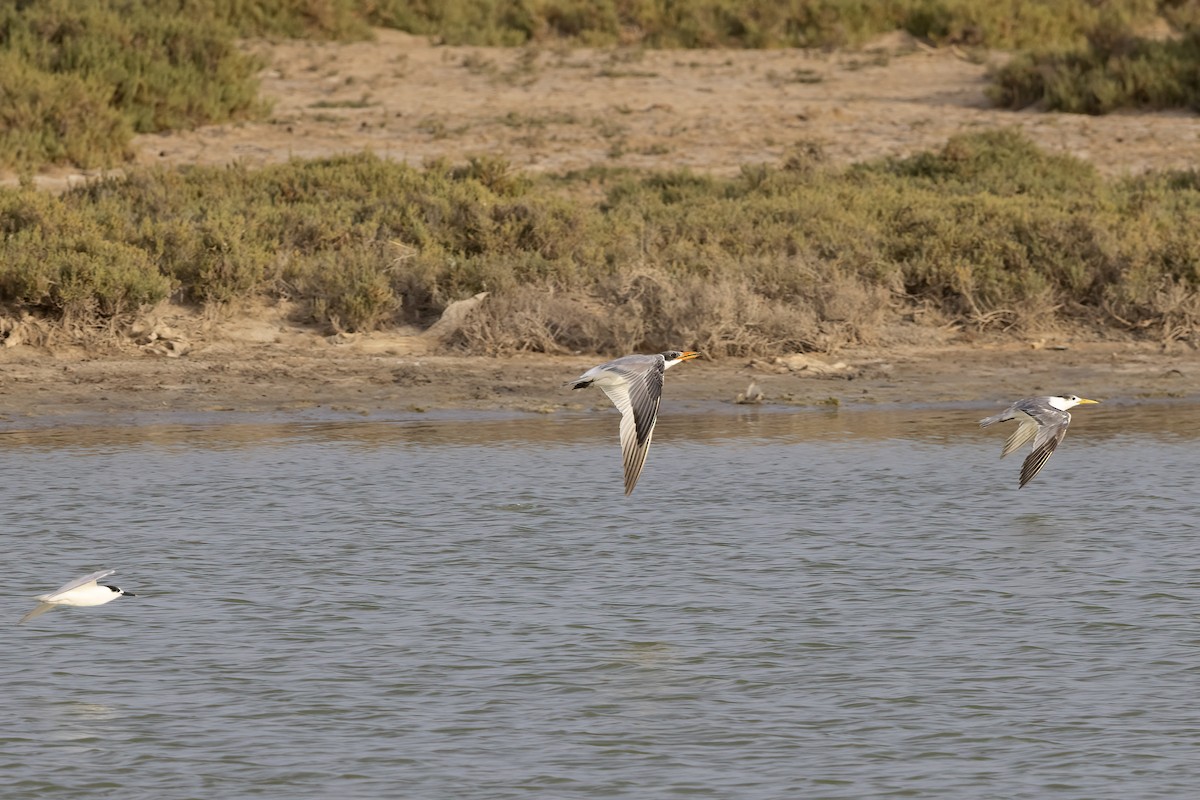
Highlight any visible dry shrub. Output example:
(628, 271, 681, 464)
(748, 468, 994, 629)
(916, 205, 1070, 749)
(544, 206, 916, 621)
(451, 266, 895, 357)
(0, 313, 52, 348)
(1151, 280, 1200, 344)
(1106, 276, 1200, 344)
(1007, 285, 1064, 334)
(451, 286, 640, 355)
(583, 271, 801, 355)
(807, 269, 892, 348)
(948, 260, 1063, 333)
(601, 270, 822, 355)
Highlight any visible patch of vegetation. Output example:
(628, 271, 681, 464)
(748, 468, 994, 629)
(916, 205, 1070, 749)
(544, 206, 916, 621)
(989, 28, 1200, 113)
(367, 0, 1178, 51)
(0, 189, 171, 320)
(309, 96, 377, 109)
(0, 0, 265, 170)
(0, 133, 1197, 350)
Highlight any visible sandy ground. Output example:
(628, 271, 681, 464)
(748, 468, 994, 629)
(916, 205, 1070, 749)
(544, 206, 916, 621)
(25, 29, 1200, 190)
(0, 304, 1193, 422)
(2, 31, 1198, 421)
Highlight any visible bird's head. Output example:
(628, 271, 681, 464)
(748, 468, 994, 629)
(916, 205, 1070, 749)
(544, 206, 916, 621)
(1051, 395, 1100, 411)
(104, 585, 137, 597)
(662, 350, 700, 368)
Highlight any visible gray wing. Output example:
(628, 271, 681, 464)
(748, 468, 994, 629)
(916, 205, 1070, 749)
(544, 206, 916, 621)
(1019, 410, 1071, 488)
(596, 360, 666, 495)
(44, 569, 115, 600)
(981, 401, 1039, 457)
(999, 410, 1044, 459)
(19, 602, 57, 624)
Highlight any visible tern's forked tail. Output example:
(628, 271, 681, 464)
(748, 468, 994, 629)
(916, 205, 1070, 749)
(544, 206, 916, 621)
(979, 412, 1009, 428)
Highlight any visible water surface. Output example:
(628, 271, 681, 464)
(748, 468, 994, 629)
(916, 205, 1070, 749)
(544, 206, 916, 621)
(4, 402, 1199, 799)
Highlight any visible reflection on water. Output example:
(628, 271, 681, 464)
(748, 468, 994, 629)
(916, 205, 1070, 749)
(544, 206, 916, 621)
(3, 398, 1199, 452)
(3, 403, 1200, 799)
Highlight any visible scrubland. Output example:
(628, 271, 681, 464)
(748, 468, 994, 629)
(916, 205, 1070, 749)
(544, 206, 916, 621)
(0, 1, 1197, 362)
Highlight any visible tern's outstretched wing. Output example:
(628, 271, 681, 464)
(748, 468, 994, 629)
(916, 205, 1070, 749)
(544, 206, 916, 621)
(597, 361, 666, 495)
(19, 602, 58, 624)
(44, 569, 116, 601)
(981, 403, 1040, 457)
(1019, 411, 1071, 488)
(999, 413, 1039, 458)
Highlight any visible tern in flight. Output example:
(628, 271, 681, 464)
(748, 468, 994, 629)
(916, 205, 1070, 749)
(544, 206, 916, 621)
(566, 350, 700, 494)
(20, 569, 137, 624)
(979, 395, 1099, 488)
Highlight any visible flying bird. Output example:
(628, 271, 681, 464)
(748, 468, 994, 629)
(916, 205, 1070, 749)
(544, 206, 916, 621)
(20, 569, 137, 624)
(979, 395, 1099, 488)
(565, 350, 700, 494)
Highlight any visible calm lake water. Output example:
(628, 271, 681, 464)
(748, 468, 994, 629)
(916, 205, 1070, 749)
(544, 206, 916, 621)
(4, 401, 1200, 799)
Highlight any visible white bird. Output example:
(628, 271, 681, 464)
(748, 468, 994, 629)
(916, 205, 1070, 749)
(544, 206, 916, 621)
(735, 380, 763, 404)
(565, 350, 700, 494)
(979, 395, 1099, 488)
(20, 569, 137, 624)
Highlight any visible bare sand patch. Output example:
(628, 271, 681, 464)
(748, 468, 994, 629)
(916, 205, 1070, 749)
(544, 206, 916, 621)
(133, 31, 1200, 181)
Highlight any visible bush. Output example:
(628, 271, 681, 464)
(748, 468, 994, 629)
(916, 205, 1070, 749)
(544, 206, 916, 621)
(0, 52, 131, 170)
(291, 241, 401, 331)
(0, 0, 263, 170)
(2, 134, 1198, 349)
(0, 190, 171, 319)
(989, 29, 1200, 114)
(368, 0, 1173, 50)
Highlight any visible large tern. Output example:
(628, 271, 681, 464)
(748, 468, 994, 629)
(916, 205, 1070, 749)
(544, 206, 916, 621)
(20, 569, 137, 624)
(979, 395, 1099, 488)
(566, 350, 699, 494)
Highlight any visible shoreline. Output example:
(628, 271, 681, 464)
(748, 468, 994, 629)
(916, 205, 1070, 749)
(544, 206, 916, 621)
(1, 332, 1194, 427)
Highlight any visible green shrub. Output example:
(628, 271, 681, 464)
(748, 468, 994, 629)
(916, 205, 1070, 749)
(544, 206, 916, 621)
(990, 29, 1200, 113)
(865, 128, 1102, 197)
(290, 241, 401, 331)
(368, 0, 1174, 50)
(0, 190, 171, 318)
(0, 52, 131, 169)
(0, 0, 264, 169)
(2, 133, 1198, 349)
(204, 0, 371, 38)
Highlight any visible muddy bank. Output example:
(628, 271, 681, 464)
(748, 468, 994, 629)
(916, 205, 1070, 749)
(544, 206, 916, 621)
(0, 314, 1193, 424)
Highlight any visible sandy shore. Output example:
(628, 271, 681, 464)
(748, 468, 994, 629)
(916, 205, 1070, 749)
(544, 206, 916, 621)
(0, 311, 1193, 424)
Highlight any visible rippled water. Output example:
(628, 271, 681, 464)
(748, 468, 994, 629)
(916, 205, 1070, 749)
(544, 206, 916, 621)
(5, 402, 1200, 799)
